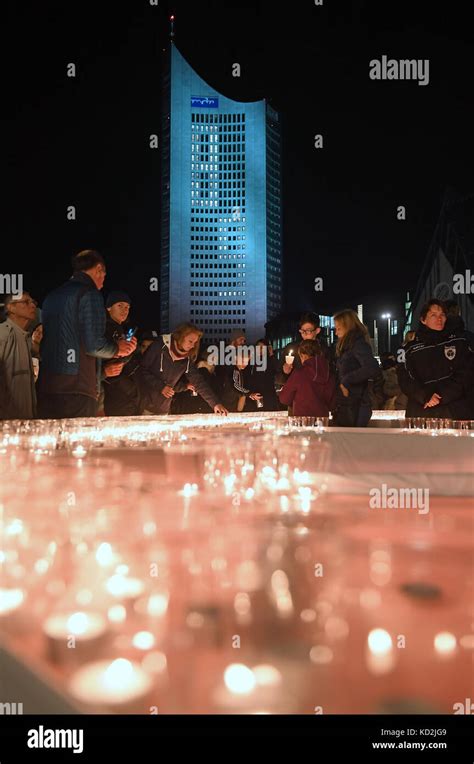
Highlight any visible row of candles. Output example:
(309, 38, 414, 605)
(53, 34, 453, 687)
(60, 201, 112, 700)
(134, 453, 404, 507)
(0, 415, 472, 712)
(2, 411, 473, 461)
(0, 428, 329, 712)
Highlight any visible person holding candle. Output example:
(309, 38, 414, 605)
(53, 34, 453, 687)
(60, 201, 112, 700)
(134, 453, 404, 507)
(278, 340, 335, 416)
(220, 349, 263, 412)
(214, 328, 247, 391)
(275, 313, 325, 388)
(246, 339, 280, 411)
(332, 309, 380, 427)
(102, 292, 143, 416)
(138, 323, 228, 415)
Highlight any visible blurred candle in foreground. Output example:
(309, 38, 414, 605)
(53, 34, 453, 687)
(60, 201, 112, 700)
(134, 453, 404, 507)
(71, 445, 88, 459)
(213, 662, 289, 712)
(0, 588, 24, 616)
(68, 658, 153, 711)
(434, 631, 457, 658)
(43, 611, 108, 662)
(105, 574, 145, 602)
(366, 628, 395, 675)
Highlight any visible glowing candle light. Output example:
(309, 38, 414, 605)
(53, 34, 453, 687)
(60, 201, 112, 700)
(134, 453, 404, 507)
(0, 588, 25, 616)
(224, 663, 256, 694)
(213, 662, 290, 712)
(105, 574, 145, 601)
(68, 658, 153, 711)
(434, 631, 457, 657)
(43, 611, 108, 663)
(366, 628, 395, 675)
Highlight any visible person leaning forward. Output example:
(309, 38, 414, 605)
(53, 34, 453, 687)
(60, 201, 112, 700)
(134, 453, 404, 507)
(138, 323, 228, 416)
(38, 250, 136, 419)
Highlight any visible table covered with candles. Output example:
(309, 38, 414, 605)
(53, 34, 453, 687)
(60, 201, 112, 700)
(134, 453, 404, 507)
(0, 412, 473, 714)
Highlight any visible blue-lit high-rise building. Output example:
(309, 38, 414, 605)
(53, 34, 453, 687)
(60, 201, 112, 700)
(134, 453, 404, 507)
(160, 41, 282, 344)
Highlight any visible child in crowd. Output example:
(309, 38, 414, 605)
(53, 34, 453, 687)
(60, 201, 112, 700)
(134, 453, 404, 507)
(278, 339, 335, 416)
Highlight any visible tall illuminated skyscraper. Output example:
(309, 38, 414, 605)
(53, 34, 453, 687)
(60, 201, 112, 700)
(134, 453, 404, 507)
(160, 40, 282, 344)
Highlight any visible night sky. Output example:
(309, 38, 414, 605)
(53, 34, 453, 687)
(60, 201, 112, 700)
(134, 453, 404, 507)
(4, 0, 474, 335)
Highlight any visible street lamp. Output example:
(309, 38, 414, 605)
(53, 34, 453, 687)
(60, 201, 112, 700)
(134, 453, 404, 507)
(381, 313, 391, 352)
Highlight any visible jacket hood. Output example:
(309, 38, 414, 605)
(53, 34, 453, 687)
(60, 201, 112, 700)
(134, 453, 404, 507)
(158, 334, 191, 374)
(302, 355, 329, 382)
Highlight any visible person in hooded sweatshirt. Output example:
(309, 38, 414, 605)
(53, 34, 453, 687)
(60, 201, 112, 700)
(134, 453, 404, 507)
(397, 299, 474, 419)
(138, 322, 228, 416)
(278, 339, 335, 416)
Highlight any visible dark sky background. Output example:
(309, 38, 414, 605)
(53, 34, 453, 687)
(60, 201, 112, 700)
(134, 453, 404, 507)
(4, 0, 474, 336)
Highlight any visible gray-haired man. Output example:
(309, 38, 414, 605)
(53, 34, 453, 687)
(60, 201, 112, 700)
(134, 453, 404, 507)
(0, 292, 38, 419)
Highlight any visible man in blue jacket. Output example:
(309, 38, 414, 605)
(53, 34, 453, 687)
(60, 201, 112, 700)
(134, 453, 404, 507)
(38, 250, 136, 419)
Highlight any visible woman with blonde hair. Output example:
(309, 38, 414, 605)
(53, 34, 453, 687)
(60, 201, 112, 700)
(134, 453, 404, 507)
(332, 309, 379, 426)
(138, 322, 228, 415)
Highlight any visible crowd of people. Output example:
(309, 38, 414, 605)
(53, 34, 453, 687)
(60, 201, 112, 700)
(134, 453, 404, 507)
(1, 249, 473, 425)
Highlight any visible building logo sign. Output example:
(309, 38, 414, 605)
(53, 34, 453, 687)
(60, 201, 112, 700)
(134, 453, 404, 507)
(191, 96, 219, 108)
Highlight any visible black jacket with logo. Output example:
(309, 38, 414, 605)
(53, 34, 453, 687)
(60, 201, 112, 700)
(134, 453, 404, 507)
(397, 323, 474, 418)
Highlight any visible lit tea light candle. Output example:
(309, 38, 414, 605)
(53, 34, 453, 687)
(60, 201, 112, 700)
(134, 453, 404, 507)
(71, 445, 88, 459)
(213, 662, 288, 712)
(366, 628, 395, 675)
(213, 663, 257, 710)
(434, 631, 457, 657)
(105, 574, 145, 602)
(285, 350, 294, 366)
(43, 610, 108, 663)
(179, 483, 199, 498)
(0, 587, 25, 616)
(68, 658, 153, 711)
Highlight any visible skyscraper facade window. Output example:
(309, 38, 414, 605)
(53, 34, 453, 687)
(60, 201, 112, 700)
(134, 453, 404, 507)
(160, 44, 282, 344)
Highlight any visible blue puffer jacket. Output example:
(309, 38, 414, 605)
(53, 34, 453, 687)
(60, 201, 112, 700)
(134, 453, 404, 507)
(39, 272, 117, 397)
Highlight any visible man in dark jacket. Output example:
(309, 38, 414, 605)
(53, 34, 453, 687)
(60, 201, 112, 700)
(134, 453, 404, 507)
(38, 250, 136, 419)
(138, 323, 228, 415)
(397, 299, 474, 419)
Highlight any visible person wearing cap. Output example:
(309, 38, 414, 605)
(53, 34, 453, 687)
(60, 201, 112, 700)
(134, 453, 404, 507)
(102, 291, 142, 416)
(138, 322, 228, 416)
(228, 329, 246, 347)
